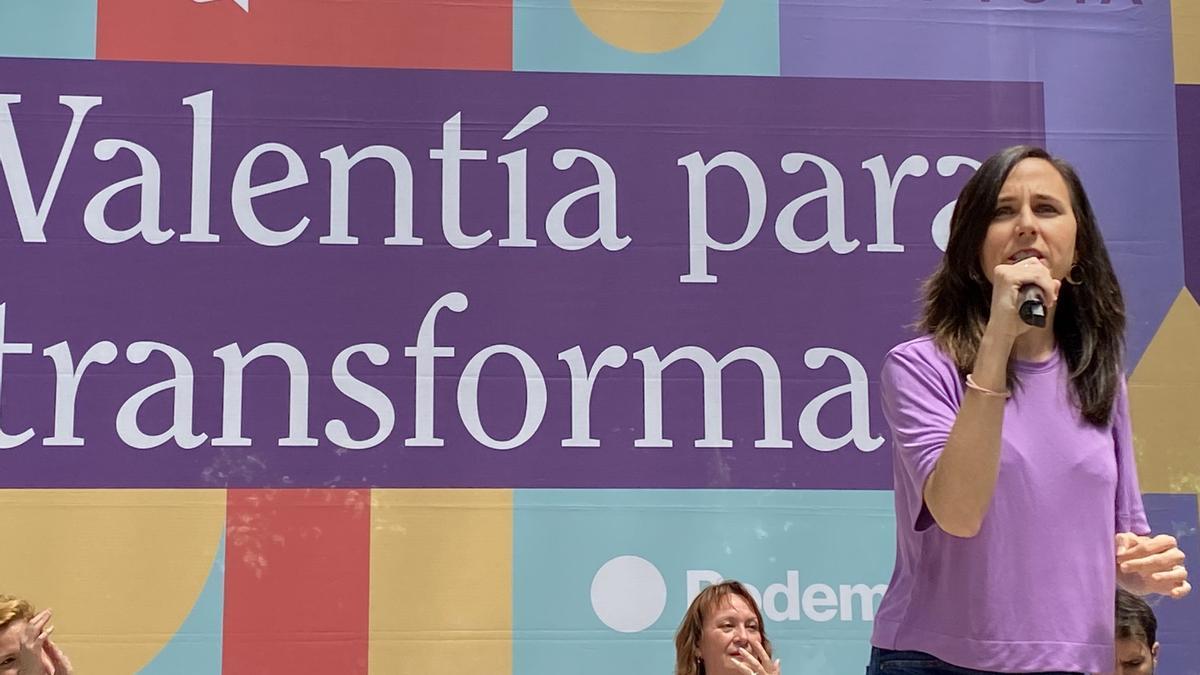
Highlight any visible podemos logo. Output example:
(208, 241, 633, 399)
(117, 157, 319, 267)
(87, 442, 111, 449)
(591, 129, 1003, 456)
(589, 556, 887, 633)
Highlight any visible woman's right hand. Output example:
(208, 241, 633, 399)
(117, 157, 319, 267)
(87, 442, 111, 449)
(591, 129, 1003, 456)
(15, 609, 52, 675)
(43, 639, 72, 675)
(985, 256, 1061, 339)
(732, 641, 780, 675)
(14, 610, 72, 675)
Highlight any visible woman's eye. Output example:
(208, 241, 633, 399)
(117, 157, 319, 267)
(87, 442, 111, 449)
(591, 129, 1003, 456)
(993, 207, 1013, 217)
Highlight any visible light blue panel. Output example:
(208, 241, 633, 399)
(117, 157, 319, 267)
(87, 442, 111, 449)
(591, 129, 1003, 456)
(138, 533, 225, 675)
(0, 0, 96, 59)
(514, 0, 778, 75)
(513, 489, 895, 675)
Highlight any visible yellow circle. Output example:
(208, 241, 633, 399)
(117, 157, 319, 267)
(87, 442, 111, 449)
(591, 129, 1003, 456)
(572, 0, 725, 54)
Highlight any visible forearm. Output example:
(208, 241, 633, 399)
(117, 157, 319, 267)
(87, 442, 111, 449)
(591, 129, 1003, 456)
(924, 330, 1013, 537)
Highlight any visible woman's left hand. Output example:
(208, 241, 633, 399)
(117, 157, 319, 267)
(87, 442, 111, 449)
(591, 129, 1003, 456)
(1116, 532, 1191, 599)
(733, 641, 781, 675)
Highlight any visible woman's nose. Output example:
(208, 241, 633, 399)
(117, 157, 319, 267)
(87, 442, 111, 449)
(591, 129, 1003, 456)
(1014, 205, 1038, 236)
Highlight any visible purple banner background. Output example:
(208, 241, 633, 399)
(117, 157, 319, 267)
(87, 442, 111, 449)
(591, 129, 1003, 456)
(0, 58, 1042, 488)
(779, 0, 1180, 364)
(1143, 492, 1200, 674)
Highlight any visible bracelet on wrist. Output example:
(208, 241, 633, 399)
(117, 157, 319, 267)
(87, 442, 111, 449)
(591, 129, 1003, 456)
(965, 373, 1011, 399)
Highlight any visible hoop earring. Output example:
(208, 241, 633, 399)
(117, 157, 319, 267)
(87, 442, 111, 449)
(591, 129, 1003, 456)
(1065, 262, 1084, 286)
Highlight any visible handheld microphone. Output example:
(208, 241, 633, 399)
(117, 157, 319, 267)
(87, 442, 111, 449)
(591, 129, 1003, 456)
(1018, 285, 1046, 327)
(1010, 251, 1047, 328)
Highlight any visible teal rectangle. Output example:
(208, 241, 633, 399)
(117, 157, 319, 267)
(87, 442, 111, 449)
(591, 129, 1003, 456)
(0, 0, 96, 59)
(513, 489, 895, 675)
(514, 1, 778, 75)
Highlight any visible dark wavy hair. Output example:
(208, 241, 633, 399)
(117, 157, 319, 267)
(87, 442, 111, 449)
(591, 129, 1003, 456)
(919, 145, 1125, 425)
(1116, 588, 1157, 647)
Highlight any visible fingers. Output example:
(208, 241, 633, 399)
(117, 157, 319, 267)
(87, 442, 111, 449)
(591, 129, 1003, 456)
(1115, 532, 1140, 555)
(738, 646, 764, 671)
(731, 659, 755, 675)
(1155, 564, 1190, 599)
(24, 610, 53, 652)
(1121, 547, 1185, 574)
(1118, 535, 1184, 568)
(1151, 564, 1188, 581)
(1116, 533, 1176, 562)
(28, 609, 52, 633)
(748, 639, 771, 665)
(739, 645, 780, 675)
(45, 639, 73, 675)
(994, 259, 1059, 305)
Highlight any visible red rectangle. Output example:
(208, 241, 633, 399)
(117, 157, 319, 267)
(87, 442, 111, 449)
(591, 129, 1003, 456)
(97, 0, 512, 70)
(223, 489, 371, 675)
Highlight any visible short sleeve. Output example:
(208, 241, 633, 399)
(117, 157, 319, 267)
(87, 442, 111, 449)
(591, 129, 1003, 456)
(1112, 378, 1150, 535)
(879, 342, 963, 533)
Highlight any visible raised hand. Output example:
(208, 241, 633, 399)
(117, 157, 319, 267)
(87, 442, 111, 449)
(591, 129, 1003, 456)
(986, 256, 1060, 339)
(732, 640, 781, 675)
(15, 609, 53, 675)
(44, 639, 72, 675)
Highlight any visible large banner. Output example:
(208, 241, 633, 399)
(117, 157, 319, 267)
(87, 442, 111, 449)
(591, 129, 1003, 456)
(0, 1, 1196, 673)
(0, 60, 1042, 488)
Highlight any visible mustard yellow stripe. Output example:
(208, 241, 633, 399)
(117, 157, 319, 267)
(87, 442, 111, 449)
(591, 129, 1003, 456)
(369, 489, 512, 675)
(1174, 2, 1200, 84)
(1130, 289, 1200, 499)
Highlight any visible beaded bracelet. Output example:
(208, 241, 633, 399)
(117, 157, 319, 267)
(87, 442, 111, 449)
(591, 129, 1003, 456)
(965, 373, 1011, 399)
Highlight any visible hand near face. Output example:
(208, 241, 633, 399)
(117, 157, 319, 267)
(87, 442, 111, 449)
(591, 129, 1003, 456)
(986, 257, 1060, 338)
(42, 640, 72, 675)
(1117, 532, 1191, 599)
(15, 610, 55, 675)
(731, 640, 780, 675)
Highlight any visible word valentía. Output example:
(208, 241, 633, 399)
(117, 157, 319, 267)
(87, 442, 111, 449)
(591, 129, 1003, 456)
(1, 92, 977, 284)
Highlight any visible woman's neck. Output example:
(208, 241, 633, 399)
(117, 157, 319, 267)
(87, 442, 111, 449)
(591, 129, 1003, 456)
(1011, 324, 1057, 362)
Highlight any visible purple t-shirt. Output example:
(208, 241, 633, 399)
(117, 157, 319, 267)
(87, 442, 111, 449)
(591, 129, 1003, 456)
(870, 336, 1149, 673)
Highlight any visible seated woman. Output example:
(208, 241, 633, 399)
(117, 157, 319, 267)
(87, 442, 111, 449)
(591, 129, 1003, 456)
(0, 596, 72, 675)
(674, 580, 781, 675)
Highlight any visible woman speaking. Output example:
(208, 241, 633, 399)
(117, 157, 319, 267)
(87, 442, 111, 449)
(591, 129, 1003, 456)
(867, 146, 1190, 674)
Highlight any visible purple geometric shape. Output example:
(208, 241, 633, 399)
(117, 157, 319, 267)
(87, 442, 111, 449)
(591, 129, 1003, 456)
(780, 0, 1182, 366)
(1142, 493, 1200, 675)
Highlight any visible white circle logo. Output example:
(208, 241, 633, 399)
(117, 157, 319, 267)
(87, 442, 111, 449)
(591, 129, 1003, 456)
(590, 555, 667, 633)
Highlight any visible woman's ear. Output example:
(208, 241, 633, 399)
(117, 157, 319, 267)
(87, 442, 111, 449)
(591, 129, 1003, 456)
(1151, 641, 1160, 662)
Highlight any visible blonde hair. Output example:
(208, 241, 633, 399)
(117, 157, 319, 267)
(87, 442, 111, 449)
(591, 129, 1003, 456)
(674, 581, 771, 675)
(0, 595, 35, 632)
